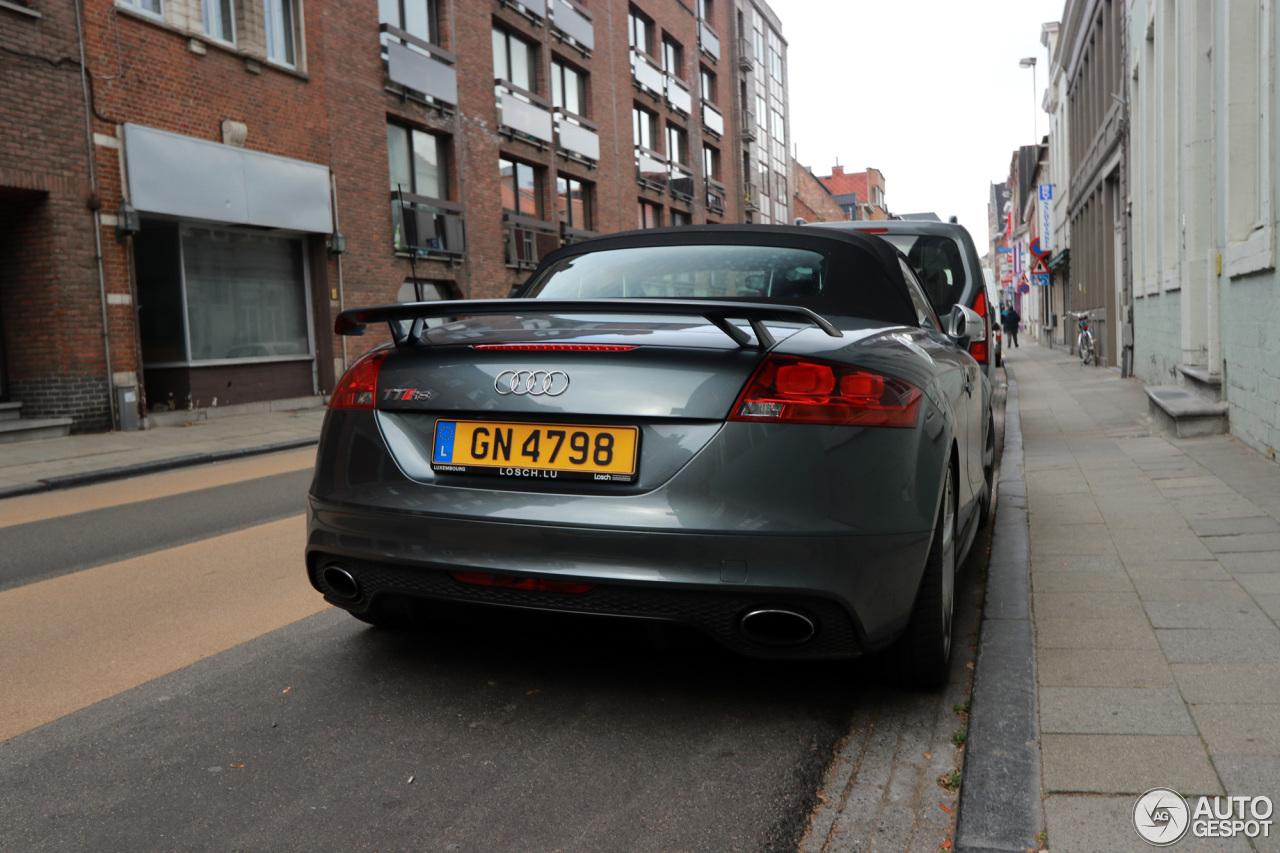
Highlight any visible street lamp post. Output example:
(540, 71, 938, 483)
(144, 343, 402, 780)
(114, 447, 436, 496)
(1019, 56, 1038, 141)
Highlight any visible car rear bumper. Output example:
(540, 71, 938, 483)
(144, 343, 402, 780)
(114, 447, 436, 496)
(306, 500, 932, 660)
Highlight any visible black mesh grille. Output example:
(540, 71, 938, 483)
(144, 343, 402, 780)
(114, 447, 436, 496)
(311, 555, 863, 659)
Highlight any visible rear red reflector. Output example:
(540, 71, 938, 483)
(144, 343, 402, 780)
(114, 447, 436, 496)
(862, 228, 889, 233)
(450, 572, 596, 594)
(329, 350, 388, 409)
(729, 355, 923, 428)
(472, 344, 638, 352)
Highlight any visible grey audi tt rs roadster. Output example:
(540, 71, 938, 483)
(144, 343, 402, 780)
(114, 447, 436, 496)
(306, 225, 993, 686)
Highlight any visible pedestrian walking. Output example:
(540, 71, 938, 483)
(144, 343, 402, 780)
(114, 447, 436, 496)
(1001, 304, 1021, 347)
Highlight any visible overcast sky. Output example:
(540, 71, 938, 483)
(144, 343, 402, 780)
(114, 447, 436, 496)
(766, 0, 1063, 240)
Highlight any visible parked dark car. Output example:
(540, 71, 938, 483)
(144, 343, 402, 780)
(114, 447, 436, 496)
(306, 225, 992, 686)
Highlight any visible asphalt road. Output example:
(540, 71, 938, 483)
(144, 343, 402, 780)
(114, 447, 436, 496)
(0, 449, 988, 852)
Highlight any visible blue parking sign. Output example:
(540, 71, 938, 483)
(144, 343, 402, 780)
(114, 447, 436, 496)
(1039, 185, 1052, 201)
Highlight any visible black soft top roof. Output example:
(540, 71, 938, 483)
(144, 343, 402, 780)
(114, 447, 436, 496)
(529, 224, 917, 327)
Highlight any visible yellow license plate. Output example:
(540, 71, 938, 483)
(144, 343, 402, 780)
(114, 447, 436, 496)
(431, 420, 639, 482)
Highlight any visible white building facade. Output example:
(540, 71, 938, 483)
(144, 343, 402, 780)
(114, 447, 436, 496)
(1127, 0, 1279, 456)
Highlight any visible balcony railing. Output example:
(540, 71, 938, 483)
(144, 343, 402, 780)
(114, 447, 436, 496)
(636, 146, 668, 191)
(496, 80, 554, 145)
(736, 36, 752, 70)
(504, 213, 560, 269)
(630, 48, 664, 96)
(706, 178, 726, 215)
(665, 74, 691, 115)
(561, 223, 599, 245)
(500, 0, 545, 22)
(741, 107, 756, 141)
(554, 108, 599, 163)
(550, 0, 593, 53)
(701, 101, 724, 137)
(669, 164, 694, 201)
(698, 21, 720, 61)
(392, 192, 465, 257)
(380, 25, 457, 107)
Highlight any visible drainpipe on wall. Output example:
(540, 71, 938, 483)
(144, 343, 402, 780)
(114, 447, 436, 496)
(73, 0, 118, 430)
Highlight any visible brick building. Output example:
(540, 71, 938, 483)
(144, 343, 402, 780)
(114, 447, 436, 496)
(0, 0, 788, 435)
(790, 159, 845, 224)
(816, 165, 889, 221)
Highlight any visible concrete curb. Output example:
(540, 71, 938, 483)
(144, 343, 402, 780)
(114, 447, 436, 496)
(0, 437, 318, 502)
(953, 365, 1045, 853)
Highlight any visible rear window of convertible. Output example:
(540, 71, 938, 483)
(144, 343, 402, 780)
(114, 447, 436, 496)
(522, 243, 912, 325)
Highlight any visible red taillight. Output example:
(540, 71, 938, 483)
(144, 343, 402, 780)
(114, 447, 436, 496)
(329, 350, 388, 409)
(969, 290, 989, 363)
(729, 355, 923, 428)
(472, 344, 638, 352)
(861, 228, 889, 233)
(450, 572, 596, 594)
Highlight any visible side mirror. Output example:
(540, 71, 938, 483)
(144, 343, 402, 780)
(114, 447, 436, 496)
(947, 305, 986, 347)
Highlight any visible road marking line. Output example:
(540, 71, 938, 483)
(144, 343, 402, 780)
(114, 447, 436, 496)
(0, 515, 327, 743)
(0, 449, 316, 529)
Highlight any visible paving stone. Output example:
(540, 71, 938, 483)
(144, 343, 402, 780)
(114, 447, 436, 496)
(866, 804, 917, 853)
(1037, 648, 1176, 688)
(1237, 574, 1280, 596)
(1030, 524, 1118, 557)
(1041, 734, 1223, 795)
(1044, 794, 1253, 853)
(1128, 578, 1253, 603)
(1124, 560, 1234, 581)
(1039, 687, 1197, 735)
(1217, 551, 1280, 573)
(1189, 704, 1280, 755)
(1031, 554, 1127, 573)
(1112, 530, 1215, 562)
(1171, 663, 1280, 705)
(1211, 754, 1280, 803)
(1203, 533, 1280, 554)
(1188, 516, 1280, 537)
(1032, 571, 1135, 593)
(1144, 600, 1275, 630)
(1037, 617, 1160, 650)
(1029, 508, 1106, 526)
(1156, 629, 1280, 663)
(1034, 591, 1145, 620)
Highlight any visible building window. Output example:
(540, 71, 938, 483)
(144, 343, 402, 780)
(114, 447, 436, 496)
(671, 210, 691, 226)
(135, 222, 311, 365)
(378, 0, 438, 45)
(662, 36, 683, 77)
(557, 176, 592, 230)
(700, 67, 716, 104)
(703, 144, 719, 180)
(551, 58, 586, 115)
(628, 7, 652, 56)
(493, 27, 535, 92)
(263, 0, 297, 66)
(388, 124, 444, 198)
(638, 200, 661, 229)
(203, 0, 234, 42)
(118, 0, 163, 17)
(633, 105, 657, 150)
(396, 279, 453, 302)
(667, 124, 688, 165)
(768, 46, 782, 82)
(501, 157, 541, 217)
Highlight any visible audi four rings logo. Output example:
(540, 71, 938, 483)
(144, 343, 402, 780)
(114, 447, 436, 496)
(494, 370, 570, 396)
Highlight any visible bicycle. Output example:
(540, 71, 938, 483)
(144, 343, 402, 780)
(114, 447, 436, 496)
(1071, 311, 1096, 365)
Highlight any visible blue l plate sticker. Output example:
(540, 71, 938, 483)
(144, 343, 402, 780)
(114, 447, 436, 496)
(433, 421, 456, 463)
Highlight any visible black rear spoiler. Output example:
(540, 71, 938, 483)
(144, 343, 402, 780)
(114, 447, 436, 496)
(334, 298, 843, 350)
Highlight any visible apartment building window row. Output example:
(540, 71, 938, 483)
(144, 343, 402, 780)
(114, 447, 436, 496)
(118, 0, 302, 69)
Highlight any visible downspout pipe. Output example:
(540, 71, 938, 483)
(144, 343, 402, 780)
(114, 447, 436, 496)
(73, 0, 118, 430)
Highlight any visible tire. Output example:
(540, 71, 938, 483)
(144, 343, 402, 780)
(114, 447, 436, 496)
(888, 463, 957, 689)
(978, 413, 995, 528)
(1078, 333, 1094, 365)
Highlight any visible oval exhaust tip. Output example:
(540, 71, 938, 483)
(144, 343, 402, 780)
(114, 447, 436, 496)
(740, 608, 816, 645)
(321, 565, 360, 601)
